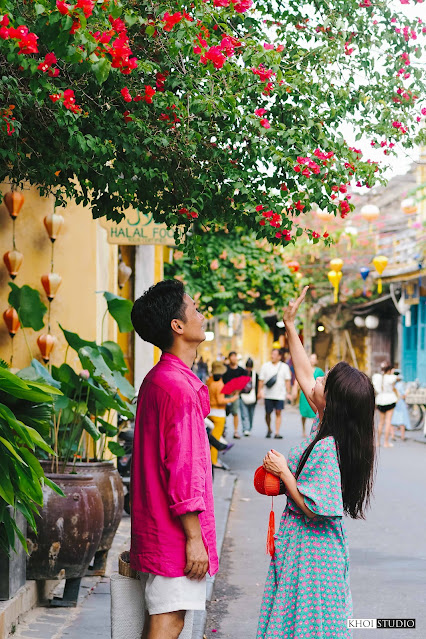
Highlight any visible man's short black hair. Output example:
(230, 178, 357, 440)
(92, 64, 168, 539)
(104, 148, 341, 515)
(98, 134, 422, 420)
(228, 351, 237, 358)
(131, 280, 187, 351)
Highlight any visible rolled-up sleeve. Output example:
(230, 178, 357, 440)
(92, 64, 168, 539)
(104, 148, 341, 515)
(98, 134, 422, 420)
(163, 396, 208, 517)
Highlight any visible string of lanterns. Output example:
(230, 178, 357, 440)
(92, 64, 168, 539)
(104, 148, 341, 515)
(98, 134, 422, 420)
(2, 189, 64, 365)
(2, 188, 24, 365)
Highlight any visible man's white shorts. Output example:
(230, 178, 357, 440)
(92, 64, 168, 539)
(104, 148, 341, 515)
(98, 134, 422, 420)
(138, 573, 207, 615)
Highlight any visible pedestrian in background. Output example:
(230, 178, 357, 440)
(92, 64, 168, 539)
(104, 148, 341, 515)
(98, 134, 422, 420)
(206, 361, 239, 469)
(195, 356, 208, 383)
(391, 370, 410, 442)
(258, 349, 292, 439)
(240, 357, 258, 436)
(298, 353, 324, 438)
(223, 351, 247, 439)
(372, 361, 398, 448)
(130, 280, 218, 639)
(257, 286, 376, 639)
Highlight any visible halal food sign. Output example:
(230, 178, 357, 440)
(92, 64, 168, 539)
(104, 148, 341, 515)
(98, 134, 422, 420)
(99, 210, 175, 246)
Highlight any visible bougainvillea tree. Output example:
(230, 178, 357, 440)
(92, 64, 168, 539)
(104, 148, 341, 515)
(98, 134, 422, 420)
(1, 0, 425, 247)
(165, 228, 296, 325)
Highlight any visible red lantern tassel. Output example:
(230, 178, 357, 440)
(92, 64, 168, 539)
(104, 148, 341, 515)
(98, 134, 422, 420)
(266, 498, 275, 557)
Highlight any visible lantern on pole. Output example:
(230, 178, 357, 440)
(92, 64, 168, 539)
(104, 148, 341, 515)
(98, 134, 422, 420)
(41, 273, 62, 301)
(360, 267, 370, 295)
(3, 308, 20, 337)
(3, 190, 25, 219)
(328, 270, 342, 303)
(372, 255, 388, 294)
(3, 250, 24, 279)
(37, 334, 56, 363)
(360, 204, 380, 223)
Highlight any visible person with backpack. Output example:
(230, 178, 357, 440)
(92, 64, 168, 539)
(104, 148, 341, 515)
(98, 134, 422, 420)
(257, 287, 376, 639)
(258, 349, 292, 439)
(240, 357, 259, 436)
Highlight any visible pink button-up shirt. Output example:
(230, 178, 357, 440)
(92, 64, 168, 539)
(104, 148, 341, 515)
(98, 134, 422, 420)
(130, 353, 218, 578)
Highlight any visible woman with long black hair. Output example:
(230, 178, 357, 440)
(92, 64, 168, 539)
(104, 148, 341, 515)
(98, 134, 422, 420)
(257, 287, 376, 639)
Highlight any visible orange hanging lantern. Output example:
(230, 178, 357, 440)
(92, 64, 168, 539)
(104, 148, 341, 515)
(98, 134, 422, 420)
(37, 334, 56, 363)
(3, 308, 20, 337)
(41, 273, 62, 301)
(400, 198, 418, 215)
(360, 204, 380, 223)
(287, 260, 300, 273)
(3, 190, 25, 219)
(44, 212, 64, 242)
(3, 250, 24, 279)
(316, 209, 335, 222)
(372, 255, 388, 294)
(254, 466, 281, 557)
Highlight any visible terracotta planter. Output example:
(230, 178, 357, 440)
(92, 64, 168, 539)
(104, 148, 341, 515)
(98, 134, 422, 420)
(68, 461, 124, 575)
(27, 473, 104, 585)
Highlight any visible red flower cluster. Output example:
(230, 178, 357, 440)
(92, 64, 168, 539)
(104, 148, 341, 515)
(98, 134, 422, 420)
(359, 0, 372, 6)
(252, 64, 275, 82)
(212, 0, 253, 12)
(293, 155, 321, 177)
(392, 120, 408, 133)
(393, 87, 418, 104)
(57, 0, 94, 17)
(121, 86, 156, 104)
(1, 104, 16, 136)
(339, 200, 351, 218)
(162, 11, 193, 32)
(159, 105, 180, 127)
(49, 89, 82, 113)
(400, 52, 410, 65)
(195, 34, 241, 69)
(88, 15, 138, 75)
(179, 208, 198, 219)
(0, 19, 39, 54)
(275, 230, 291, 241)
(395, 25, 417, 41)
(38, 52, 60, 77)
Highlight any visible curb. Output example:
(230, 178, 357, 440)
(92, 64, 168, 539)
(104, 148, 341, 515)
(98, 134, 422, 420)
(192, 472, 237, 639)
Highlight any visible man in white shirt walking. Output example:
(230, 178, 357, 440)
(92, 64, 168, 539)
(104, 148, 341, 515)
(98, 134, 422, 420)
(258, 348, 292, 439)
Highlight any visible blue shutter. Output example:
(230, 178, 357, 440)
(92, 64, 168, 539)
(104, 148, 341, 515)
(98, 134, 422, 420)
(402, 304, 418, 382)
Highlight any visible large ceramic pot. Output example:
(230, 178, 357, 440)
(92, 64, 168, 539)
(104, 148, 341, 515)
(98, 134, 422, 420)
(27, 473, 104, 582)
(68, 461, 124, 575)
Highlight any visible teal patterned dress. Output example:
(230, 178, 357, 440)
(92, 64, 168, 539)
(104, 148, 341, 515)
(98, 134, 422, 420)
(257, 429, 352, 639)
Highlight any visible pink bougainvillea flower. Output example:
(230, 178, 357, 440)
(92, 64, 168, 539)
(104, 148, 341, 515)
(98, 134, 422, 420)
(276, 44, 284, 52)
(210, 259, 219, 270)
(263, 42, 274, 50)
(201, 45, 226, 69)
(143, 85, 156, 103)
(252, 64, 275, 82)
(255, 205, 264, 211)
(123, 110, 133, 122)
(260, 118, 271, 128)
(18, 32, 38, 54)
(76, 0, 95, 18)
(232, 0, 253, 12)
(162, 12, 183, 32)
(323, 231, 329, 238)
(254, 108, 267, 116)
(49, 93, 62, 102)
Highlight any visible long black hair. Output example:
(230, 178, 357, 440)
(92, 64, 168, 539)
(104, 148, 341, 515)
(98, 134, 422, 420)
(295, 361, 376, 519)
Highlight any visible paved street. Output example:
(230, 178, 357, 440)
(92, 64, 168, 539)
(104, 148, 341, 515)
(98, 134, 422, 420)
(206, 403, 426, 639)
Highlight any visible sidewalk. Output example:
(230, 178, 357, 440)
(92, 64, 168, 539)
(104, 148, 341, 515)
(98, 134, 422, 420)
(9, 472, 236, 639)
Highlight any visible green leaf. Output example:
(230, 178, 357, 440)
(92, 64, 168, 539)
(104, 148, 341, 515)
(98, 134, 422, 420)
(59, 324, 97, 353)
(92, 57, 111, 84)
(103, 292, 133, 333)
(100, 341, 128, 373)
(0, 464, 14, 505)
(8, 283, 47, 330)
(82, 415, 101, 441)
(42, 476, 65, 497)
(97, 418, 118, 437)
(78, 346, 117, 390)
(112, 370, 135, 400)
(34, 3, 45, 14)
(108, 441, 126, 457)
(0, 437, 27, 464)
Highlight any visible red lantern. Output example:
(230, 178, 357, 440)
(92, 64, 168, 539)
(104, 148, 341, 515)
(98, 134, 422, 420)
(3, 191, 25, 219)
(287, 260, 300, 273)
(3, 308, 20, 337)
(41, 273, 62, 301)
(37, 334, 56, 363)
(44, 212, 64, 243)
(3, 250, 24, 279)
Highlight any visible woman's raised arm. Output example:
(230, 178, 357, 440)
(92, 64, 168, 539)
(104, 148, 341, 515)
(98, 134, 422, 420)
(283, 287, 317, 413)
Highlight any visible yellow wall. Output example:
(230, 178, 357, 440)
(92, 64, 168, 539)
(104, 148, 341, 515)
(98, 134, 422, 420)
(0, 184, 117, 371)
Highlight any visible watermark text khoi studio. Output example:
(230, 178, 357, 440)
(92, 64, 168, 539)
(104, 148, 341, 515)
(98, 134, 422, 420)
(347, 619, 416, 629)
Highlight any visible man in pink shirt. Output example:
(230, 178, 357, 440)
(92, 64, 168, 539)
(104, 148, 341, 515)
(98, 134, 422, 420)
(130, 280, 218, 639)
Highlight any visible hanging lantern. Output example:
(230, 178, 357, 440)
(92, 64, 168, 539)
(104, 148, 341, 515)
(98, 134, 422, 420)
(44, 212, 64, 242)
(41, 273, 62, 301)
(329, 258, 343, 273)
(316, 209, 335, 222)
(118, 261, 132, 289)
(360, 267, 370, 295)
(287, 260, 300, 273)
(401, 198, 418, 215)
(3, 250, 24, 279)
(3, 190, 25, 219)
(372, 255, 388, 294)
(328, 270, 342, 304)
(3, 307, 20, 337)
(360, 204, 380, 223)
(37, 334, 56, 363)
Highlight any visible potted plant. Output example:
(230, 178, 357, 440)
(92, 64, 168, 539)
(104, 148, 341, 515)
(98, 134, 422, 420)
(0, 362, 63, 600)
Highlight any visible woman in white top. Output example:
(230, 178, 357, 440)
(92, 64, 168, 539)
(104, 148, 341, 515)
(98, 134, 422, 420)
(372, 362, 398, 448)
